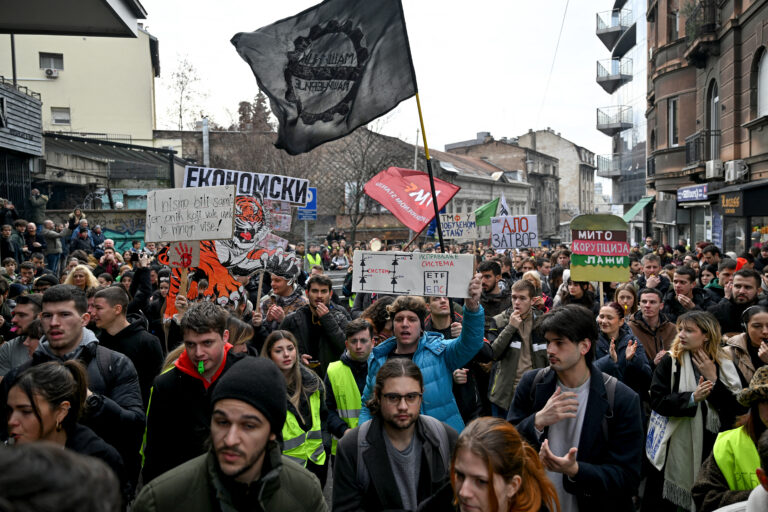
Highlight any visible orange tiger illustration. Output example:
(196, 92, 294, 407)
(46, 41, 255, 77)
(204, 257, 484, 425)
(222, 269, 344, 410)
(160, 194, 298, 318)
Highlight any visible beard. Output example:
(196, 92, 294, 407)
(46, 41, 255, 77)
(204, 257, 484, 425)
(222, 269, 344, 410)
(382, 410, 418, 431)
(215, 443, 268, 482)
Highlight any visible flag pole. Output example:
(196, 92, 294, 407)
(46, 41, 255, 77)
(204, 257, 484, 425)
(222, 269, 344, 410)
(415, 93, 446, 253)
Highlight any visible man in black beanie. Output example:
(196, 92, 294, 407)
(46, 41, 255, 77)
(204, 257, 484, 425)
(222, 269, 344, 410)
(134, 357, 327, 511)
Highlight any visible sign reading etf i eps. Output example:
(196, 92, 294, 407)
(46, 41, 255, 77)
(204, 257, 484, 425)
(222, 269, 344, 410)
(570, 214, 630, 282)
(490, 215, 538, 250)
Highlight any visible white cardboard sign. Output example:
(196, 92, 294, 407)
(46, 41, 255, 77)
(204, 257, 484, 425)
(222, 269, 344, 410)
(352, 251, 474, 297)
(166, 241, 201, 268)
(490, 215, 538, 250)
(440, 213, 477, 241)
(145, 185, 235, 242)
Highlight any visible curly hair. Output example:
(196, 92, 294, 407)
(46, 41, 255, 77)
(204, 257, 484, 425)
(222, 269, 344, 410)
(62, 265, 99, 291)
(386, 295, 428, 326)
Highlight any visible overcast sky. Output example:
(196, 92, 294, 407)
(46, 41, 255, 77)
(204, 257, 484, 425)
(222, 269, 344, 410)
(143, 0, 613, 171)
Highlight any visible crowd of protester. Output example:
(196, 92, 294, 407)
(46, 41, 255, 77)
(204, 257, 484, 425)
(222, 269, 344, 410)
(1, 200, 768, 512)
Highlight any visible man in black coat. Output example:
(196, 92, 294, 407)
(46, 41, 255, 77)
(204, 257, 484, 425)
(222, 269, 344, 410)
(0, 285, 145, 497)
(662, 265, 718, 323)
(280, 274, 348, 378)
(141, 301, 245, 485)
(90, 286, 163, 409)
(507, 304, 644, 511)
(707, 268, 766, 336)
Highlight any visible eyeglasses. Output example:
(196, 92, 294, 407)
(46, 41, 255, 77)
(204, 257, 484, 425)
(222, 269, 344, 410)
(381, 392, 422, 405)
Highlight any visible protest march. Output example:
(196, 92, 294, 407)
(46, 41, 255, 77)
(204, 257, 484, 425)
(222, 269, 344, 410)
(2, 0, 768, 512)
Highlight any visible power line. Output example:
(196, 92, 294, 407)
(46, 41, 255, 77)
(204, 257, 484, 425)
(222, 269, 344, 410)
(537, 0, 570, 125)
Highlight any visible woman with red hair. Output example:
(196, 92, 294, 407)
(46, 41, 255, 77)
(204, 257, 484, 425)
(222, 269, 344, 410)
(451, 416, 560, 512)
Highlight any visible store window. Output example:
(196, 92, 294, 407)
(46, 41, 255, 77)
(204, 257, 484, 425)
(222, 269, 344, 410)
(759, 51, 768, 117)
(750, 217, 768, 248)
(724, 218, 746, 255)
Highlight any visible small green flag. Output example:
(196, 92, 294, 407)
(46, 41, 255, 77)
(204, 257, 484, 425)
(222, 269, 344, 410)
(474, 198, 500, 226)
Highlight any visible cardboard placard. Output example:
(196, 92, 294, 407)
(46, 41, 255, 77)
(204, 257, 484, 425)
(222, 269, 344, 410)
(569, 214, 631, 282)
(145, 185, 235, 242)
(439, 213, 477, 241)
(262, 233, 289, 250)
(352, 251, 474, 297)
(269, 213, 292, 232)
(166, 241, 201, 268)
(490, 215, 538, 250)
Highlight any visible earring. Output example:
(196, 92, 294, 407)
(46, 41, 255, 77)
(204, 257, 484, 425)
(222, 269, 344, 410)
(55, 421, 62, 432)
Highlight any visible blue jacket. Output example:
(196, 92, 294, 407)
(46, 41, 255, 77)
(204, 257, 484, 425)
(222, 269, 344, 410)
(359, 305, 485, 432)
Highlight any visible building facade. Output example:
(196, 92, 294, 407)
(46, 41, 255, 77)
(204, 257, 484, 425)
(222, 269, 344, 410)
(517, 128, 596, 216)
(648, 0, 768, 252)
(0, 28, 160, 145)
(445, 132, 561, 243)
(596, 0, 649, 244)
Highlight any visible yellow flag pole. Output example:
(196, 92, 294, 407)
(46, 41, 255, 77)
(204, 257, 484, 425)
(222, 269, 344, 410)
(414, 93, 445, 253)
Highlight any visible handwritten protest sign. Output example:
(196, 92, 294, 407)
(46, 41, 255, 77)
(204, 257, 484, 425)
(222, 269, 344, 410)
(184, 165, 310, 206)
(146, 185, 235, 242)
(352, 251, 474, 297)
(440, 213, 477, 241)
(490, 215, 538, 250)
(166, 241, 201, 268)
(570, 214, 630, 282)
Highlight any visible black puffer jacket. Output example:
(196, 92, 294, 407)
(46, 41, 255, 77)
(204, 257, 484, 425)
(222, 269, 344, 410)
(0, 329, 145, 492)
(662, 287, 719, 323)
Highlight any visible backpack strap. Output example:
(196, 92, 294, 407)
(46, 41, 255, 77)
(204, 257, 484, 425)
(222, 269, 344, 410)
(529, 366, 551, 403)
(95, 345, 114, 388)
(355, 420, 373, 492)
(601, 372, 617, 441)
(418, 415, 451, 474)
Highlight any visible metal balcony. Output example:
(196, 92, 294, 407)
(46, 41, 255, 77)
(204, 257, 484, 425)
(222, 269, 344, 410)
(685, 130, 721, 166)
(597, 154, 622, 178)
(596, 9, 632, 50)
(685, 0, 719, 67)
(596, 58, 633, 94)
(596, 106, 632, 136)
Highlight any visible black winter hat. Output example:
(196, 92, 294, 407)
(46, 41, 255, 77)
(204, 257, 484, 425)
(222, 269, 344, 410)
(211, 357, 287, 440)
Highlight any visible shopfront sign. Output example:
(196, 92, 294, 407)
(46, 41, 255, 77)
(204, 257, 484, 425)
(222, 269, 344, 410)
(677, 184, 708, 202)
(720, 192, 743, 216)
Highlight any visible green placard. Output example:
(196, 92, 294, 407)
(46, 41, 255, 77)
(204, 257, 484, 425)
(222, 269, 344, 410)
(570, 214, 631, 283)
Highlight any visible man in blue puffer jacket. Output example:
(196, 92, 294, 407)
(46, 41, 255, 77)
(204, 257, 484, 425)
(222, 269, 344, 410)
(358, 273, 484, 432)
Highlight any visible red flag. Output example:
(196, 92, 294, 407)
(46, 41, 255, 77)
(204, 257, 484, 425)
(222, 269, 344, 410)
(363, 167, 460, 233)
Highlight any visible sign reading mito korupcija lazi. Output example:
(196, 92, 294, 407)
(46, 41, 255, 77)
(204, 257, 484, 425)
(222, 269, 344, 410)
(569, 214, 631, 283)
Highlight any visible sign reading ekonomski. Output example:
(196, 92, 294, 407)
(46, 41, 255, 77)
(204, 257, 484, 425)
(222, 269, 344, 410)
(183, 165, 310, 206)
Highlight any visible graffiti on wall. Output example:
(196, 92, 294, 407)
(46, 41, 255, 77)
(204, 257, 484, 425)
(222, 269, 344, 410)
(50, 210, 146, 252)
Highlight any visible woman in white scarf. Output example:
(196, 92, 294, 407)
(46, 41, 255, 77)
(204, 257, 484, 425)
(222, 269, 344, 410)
(644, 311, 744, 512)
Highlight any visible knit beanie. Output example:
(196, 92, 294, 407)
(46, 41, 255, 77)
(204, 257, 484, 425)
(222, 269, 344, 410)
(211, 357, 287, 440)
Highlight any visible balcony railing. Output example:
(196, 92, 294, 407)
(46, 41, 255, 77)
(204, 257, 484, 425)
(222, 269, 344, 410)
(597, 154, 622, 178)
(596, 8, 632, 50)
(685, 129, 721, 165)
(685, 0, 718, 45)
(596, 106, 633, 136)
(596, 58, 633, 94)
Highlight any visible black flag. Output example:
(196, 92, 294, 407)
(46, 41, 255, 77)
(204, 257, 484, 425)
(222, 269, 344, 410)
(232, 0, 417, 155)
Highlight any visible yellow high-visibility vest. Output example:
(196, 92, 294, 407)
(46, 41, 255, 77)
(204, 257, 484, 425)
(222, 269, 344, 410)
(281, 389, 326, 467)
(327, 361, 361, 455)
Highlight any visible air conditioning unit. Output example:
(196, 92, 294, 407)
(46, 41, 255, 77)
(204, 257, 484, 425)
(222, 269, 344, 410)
(44, 68, 58, 79)
(705, 159, 723, 179)
(724, 159, 748, 183)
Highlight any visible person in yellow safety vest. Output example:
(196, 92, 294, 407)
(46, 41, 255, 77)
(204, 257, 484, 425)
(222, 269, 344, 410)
(305, 244, 322, 272)
(692, 365, 768, 510)
(262, 329, 330, 488)
(324, 319, 373, 458)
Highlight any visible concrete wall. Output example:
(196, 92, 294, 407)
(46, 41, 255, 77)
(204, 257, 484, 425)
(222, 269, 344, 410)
(0, 30, 157, 144)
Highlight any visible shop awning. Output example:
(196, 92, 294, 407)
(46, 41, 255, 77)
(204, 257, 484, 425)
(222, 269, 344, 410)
(622, 196, 655, 222)
(707, 178, 768, 195)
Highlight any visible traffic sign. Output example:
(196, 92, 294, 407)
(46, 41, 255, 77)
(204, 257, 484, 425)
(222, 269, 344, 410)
(298, 210, 317, 221)
(299, 187, 317, 211)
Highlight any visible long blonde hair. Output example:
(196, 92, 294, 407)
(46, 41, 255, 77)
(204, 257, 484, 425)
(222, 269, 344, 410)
(63, 264, 99, 291)
(670, 311, 729, 365)
(260, 330, 320, 422)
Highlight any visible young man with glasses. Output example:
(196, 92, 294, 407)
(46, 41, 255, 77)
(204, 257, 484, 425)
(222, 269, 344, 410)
(333, 358, 457, 511)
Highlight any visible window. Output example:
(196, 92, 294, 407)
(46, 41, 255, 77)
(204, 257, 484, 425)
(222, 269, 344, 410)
(668, 97, 679, 147)
(51, 107, 71, 125)
(759, 51, 768, 117)
(39, 53, 63, 70)
(667, 11, 679, 41)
